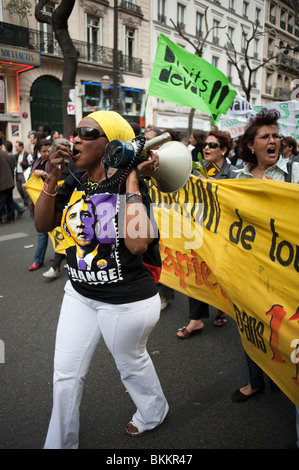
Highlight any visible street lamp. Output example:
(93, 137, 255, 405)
(101, 75, 111, 90)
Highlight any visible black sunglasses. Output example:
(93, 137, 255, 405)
(73, 127, 107, 140)
(203, 142, 220, 149)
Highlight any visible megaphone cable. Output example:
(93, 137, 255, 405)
(82, 135, 146, 196)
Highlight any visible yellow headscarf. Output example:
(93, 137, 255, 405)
(86, 111, 135, 143)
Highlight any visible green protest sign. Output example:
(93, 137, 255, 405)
(148, 34, 236, 121)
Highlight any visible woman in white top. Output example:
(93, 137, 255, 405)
(232, 109, 299, 413)
(236, 108, 299, 184)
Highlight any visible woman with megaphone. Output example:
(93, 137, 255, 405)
(34, 111, 169, 448)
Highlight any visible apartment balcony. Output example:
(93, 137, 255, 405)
(0, 21, 142, 75)
(119, 0, 143, 17)
(158, 13, 167, 24)
(276, 52, 299, 72)
(274, 87, 291, 100)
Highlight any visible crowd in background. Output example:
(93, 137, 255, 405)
(0, 115, 298, 449)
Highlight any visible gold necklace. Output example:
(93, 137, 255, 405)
(83, 165, 115, 197)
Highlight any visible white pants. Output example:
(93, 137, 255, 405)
(44, 281, 169, 449)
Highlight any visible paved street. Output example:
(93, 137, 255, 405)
(0, 207, 296, 451)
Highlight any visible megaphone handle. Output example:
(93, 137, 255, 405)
(141, 133, 171, 157)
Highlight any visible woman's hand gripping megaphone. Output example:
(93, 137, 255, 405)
(137, 132, 172, 177)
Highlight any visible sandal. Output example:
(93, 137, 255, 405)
(177, 326, 203, 339)
(213, 314, 227, 327)
(125, 421, 145, 436)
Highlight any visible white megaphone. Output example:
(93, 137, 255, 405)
(104, 132, 192, 193)
(150, 140, 193, 193)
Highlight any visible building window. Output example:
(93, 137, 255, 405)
(280, 10, 286, 30)
(227, 26, 234, 46)
(255, 8, 261, 24)
(266, 73, 272, 94)
(270, 3, 276, 24)
(125, 27, 136, 62)
(39, 2, 55, 53)
(158, 0, 166, 23)
(212, 56, 219, 68)
(87, 16, 100, 62)
(254, 39, 259, 58)
(213, 19, 220, 43)
(241, 33, 247, 53)
(196, 12, 204, 37)
(229, 0, 235, 11)
(243, 1, 249, 18)
(241, 65, 246, 82)
(177, 3, 185, 30)
(268, 38, 274, 58)
(288, 15, 294, 34)
(252, 71, 257, 88)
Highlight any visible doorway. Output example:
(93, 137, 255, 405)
(30, 75, 63, 134)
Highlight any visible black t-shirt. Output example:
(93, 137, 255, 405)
(55, 169, 159, 304)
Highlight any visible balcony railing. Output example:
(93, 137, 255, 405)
(158, 13, 167, 24)
(276, 53, 299, 71)
(119, 1, 143, 17)
(274, 87, 291, 100)
(0, 21, 142, 75)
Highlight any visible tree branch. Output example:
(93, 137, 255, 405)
(35, 0, 51, 25)
(170, 7, 226, 57)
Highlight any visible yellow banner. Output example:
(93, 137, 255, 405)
(24, 174, 65, 255)
(148, 176, 299, 406)
(25, 173, 299, 404)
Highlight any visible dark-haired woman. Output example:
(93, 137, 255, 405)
(189, 129, 205, 163)
(232, 108, 299, 402)
(177, 130, 238, 339)
(281, 136, 299, 163)
(236, 109, 299, 183)
(28, 139, 52, 271)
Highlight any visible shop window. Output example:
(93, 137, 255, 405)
(81, 81, 145, 121)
